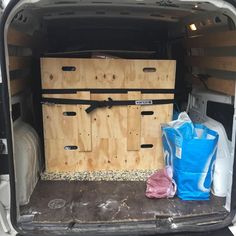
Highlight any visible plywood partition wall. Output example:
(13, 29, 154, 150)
(41, 58, 176, 172)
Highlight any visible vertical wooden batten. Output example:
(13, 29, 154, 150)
(77, 92, 92, 152)
(127, 91, 141, 151)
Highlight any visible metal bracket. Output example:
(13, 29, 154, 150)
(0, 139, 7, 155)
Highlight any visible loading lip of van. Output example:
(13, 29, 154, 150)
(1, 0, 236, 235)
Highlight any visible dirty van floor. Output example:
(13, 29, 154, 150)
(20, 180, 227, 223)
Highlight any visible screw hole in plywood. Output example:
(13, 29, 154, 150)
(143, 67, 156, 73)
(141, 144, 153, 149)
(141, 111, 154, 116)
(62, 66, 76, 71)
(63, 111, 76, 116)
(64, 145, 78, 150)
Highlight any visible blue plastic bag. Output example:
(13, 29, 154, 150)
(161, 112, 219, 200)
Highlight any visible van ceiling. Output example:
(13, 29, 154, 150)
(19, 0, 221, 23)
(10, 0, 231, 53)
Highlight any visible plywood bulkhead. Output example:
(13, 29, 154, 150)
(41, 58, 176, 172)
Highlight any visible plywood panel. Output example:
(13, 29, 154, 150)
(140, 137, 164, 170)
(42, 93, 84, 170)
(206, 78, 235, 96)
(127, 92, 141, 151)
(185, 30, 236, 48)
(7, 28, 32, 47)
(43, 92, 173, 172)
(9, 56, 31, 71)
(43, 94, 87, 172)
(186, 56, 236, 72)
(189, 76, 235, 96)
(10, 78, 28, 96)
(42, 104, 78, 142)
(140, 94, 173, 170)
(41, 58, 175, 172)
(141, 93, 174, 139)
(41, 58, 176, 89)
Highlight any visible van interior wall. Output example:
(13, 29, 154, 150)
(184, 14, 236, 96)
(40, 24, 177, 176)
(7, 27, 44, 207)
(5, 2, 236, 220)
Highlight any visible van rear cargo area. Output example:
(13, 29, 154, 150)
(1, 0, 236, 235)
(20, 180, 227, 224)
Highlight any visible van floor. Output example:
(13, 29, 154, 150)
(20, 180, 227, 223)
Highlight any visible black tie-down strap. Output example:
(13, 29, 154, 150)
(41, 97, 175, 114)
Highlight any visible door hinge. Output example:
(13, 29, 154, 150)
(0, 139, 7, 155)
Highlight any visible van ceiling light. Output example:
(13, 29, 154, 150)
(194, 4, 198, 8)
(190, 24, 197, 31)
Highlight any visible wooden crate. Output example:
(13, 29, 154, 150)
(41, 58, 176, 172)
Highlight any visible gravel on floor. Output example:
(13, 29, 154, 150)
(41, 170, 157, 181)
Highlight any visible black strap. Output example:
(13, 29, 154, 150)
(42, 88, 178, 94)
(41, 97, 175, 114)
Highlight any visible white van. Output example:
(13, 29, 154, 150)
(1, 0, 236, 235)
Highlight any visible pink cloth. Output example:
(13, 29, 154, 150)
(146, 166, 177, 199)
